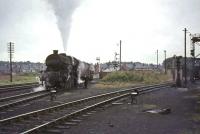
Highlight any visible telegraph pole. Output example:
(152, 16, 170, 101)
(157, 49, 158, 69)
(119, 40, 122, 71)
(8, 42, 14, 82)
(164, 50, 166, 74)
(183, 28, 187, 86)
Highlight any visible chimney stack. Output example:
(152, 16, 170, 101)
(53, 50, 58, 54)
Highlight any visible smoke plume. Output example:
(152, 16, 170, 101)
(47, 0, 80, 51)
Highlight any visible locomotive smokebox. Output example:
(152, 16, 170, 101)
(53, 50, 58, 54)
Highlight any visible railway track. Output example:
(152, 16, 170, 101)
(0, 82, 39, 93)
(0, 82, 171, 134)
(0, 90, 49, 111)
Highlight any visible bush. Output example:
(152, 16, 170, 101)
(102, 71, 169, 84)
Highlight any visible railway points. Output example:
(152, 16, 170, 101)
(0, 83, 170, 133)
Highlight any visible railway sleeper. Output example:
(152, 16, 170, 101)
(90, 110, 97, 113)
(29, 116, 41, 120)
(1, 125, 14, 131)
(70, 119, 82, 122)
(86, 112, 94, 115)
(0, 116, 23, 125)
(13, 122, 26, 127)
(62, 121, 78, 126)
(74, 117, 84, 120)
(42, 120, 52, 124)
(44, 129, 63, 134)
(47, 112, 64, 117)
(82, 114, 90, 117)
(21, 120, 33, 124)
(60, 107, 72, 112)
(55, 125, 70, 129)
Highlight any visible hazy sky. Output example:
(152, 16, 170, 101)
(0, 0, 200, 64)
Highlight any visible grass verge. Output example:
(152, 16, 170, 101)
(95, 71, 171, 89)
(0, 73, 38, 86)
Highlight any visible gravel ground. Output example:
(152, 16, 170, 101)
(64, 84, 200, 134)
(0, 82, 129, 119)
(2, 81, 199, 134)
(0, 81, 141, 133)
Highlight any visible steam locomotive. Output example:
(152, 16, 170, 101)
(42, 50, 94, 90)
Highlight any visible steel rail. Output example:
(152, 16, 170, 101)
(21, 84, 170, 134)
(0, 90, 46, 102)
(0, 83, 172, 134)
(0, 92, 50, 111)
(0, 83, 171, 125)
(22, 93, 130, 134)
(0, 83, 39, 93)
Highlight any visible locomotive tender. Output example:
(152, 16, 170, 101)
(43, 50, 94, 90)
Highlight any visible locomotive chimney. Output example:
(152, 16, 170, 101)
(53, 50, 58, 54)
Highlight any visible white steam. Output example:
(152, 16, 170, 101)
(77, 62, 90, 84)
(47, 0, 81, 51)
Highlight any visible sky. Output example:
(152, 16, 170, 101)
(0, 0, 200, 64)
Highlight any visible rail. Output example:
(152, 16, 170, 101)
(0, 82, 172, 133)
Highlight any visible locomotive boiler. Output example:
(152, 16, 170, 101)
(43, 50, 94, 90)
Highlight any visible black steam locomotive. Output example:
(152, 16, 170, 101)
(42, 50, 94, 90)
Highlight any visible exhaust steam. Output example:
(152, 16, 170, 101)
(47, 0, 81, 51)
